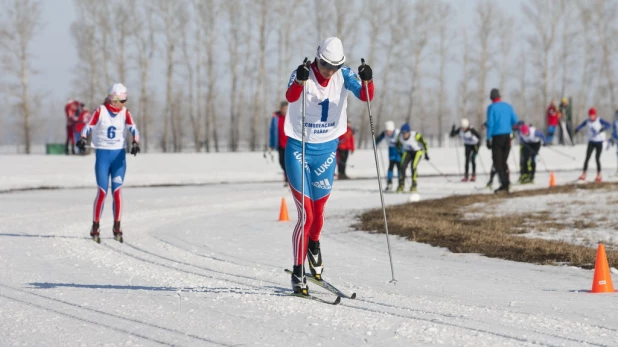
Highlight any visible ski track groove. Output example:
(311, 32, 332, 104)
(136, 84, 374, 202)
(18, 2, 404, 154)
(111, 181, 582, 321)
(0, 284, 231, 347)
(105, 236, 612, 347)
(151, 232, 614, 347)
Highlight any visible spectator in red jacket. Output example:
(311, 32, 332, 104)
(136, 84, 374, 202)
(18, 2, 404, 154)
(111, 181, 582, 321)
(74, 104, 90, 154)
(65, 99, 80, 155)
(546, 100, 559, 144)
(337, 120, 355, 179)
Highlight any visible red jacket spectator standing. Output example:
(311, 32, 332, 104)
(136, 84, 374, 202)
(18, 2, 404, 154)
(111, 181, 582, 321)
(337, 121, 355, 179)
(65, 99, 80, 154)
(546, 100, 559, 143)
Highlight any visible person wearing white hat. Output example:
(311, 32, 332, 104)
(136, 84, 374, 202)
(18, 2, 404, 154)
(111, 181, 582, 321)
(376, 120, 401, 191)
(449, 118, 481, 182)
(284, 37, 374, 295)
(77, 83, 140, 244)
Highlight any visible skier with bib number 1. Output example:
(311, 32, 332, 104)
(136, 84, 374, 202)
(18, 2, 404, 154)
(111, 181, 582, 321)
(284, 37, 374, 296)
(77, 83, 140, 244)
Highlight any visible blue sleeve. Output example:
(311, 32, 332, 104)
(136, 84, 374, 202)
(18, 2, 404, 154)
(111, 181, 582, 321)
(534, 130, 547, 144)
(376, 131, 385, 145)
(341, 66, 363, 99)
(486, 105, 493, 139)
(269, 117, 277, 148)
(510, 105, 519, 128)
(575, 120, 587, 132)
(600, 118, 611, 131)
(613, 120, 618, 140)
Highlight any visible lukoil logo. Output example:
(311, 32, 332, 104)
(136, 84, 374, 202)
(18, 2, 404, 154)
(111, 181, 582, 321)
(293, 151, 310, 171)
(312, 178, 331, 190)
(314, 152, 336, 176)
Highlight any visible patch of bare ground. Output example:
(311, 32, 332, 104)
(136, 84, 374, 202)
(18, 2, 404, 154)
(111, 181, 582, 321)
(357, 182, 618, 269)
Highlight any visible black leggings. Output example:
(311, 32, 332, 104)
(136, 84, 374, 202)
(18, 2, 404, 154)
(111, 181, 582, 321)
(521, 142, 541, 178)
(583, 142, 603, 173)
(278, 147, 287, 179)
(387, 160, 400, 183)
(464, 144, 478, 176)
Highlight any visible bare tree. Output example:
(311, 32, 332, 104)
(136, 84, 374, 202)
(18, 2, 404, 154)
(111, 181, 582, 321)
(181, 1, 200, 152)
(496, 13, 515, 95)
(522, 0, 562, 129)
(473, 0, 498, 128)
(195, 0, 220, 152)
(225, 0, 244, 151)
(130, 0, 156, 152)
(155, 0, 186, 152)
(404, 0, 435, 124)
(557, 0, 578, 99)
(575, 5, 600, 126)
(71, 0, 103, 108)
(0, 0, 43, 154)
(458, 28, 472, 125)
(586, 0, 618, 110)
(434, 0, 453, 146)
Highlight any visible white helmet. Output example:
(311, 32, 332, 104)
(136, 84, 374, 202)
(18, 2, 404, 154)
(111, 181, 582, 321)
(385, 121, 395, 132)
(460, 118, 470, 129)
(108, 83, 128, 101)
(316, 37, 346, 66)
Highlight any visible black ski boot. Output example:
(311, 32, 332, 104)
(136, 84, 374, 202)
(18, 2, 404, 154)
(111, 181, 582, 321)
(307, 239, 324, 280)
(113, 221, 123, 243)
(90, 222, 100, 243)
(291, 265, 308, 295)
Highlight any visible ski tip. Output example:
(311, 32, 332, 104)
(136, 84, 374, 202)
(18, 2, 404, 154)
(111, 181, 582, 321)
(349, 293, 357, 300)
(333, 296, 342, 305)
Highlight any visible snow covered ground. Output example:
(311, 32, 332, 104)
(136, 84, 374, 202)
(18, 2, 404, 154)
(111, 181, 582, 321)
(1, 146, 618, 346)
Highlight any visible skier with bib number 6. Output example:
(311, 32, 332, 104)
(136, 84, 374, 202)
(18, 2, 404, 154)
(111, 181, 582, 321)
(284, 37, 374, 295)
(77, 83, 140, 243)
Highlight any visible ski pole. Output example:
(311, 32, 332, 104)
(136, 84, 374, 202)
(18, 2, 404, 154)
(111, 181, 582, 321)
(546, 145, 576, 160)
(426, 159, 451, 182)
(300, 57, 309, 282)
(361, 58, 397, 284)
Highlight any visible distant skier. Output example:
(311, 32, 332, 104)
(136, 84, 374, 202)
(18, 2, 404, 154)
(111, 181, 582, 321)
(396, 123, 429, 193)
(450, 118, 481, 182)
(612, 110, 618, 176)
(77, 83, 140, 243)
(336, 119, 355, 179)
(375, 120, 401, 191)
(269, 101, 289, 186)
(516, 123, 547, 184)
(574, 108, 610, 182)
(284, 37, 374, 295)
(486, 88, 519, 194)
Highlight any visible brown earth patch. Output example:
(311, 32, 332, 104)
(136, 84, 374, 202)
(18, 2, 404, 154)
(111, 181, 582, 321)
(357, 182, 618, 269)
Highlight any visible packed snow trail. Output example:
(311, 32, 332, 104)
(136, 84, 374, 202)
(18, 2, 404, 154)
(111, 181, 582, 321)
(1, 165, 617, 345)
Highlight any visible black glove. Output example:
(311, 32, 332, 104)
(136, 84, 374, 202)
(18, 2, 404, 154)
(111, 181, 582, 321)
(358, 63, 372, 81)
(76, 138, 86, 151)
(130, 141, 140, 156)
(424, 153, 429, 161)
(486, 139, 492, 150)
(295, 61, 310, 83)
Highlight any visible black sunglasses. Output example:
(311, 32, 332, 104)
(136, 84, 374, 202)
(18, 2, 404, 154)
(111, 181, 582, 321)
(120, 99, 127, 104)
(320, 59, 343, 71)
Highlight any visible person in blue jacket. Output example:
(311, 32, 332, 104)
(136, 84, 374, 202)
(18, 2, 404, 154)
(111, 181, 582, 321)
(375, 120, 401, 191)
(486, 88, 519, 194)
(269, 101, 289, 186)
(575, 108, 611, 182)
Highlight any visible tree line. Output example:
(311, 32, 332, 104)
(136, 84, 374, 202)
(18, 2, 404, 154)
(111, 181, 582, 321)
(1, 0, 618, 153)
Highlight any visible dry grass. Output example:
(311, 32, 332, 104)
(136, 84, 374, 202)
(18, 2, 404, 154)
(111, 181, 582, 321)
(357, 182, 618, 269)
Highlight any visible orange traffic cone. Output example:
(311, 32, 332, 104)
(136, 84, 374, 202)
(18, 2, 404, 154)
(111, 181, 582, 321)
(278, 197, 290, 222)
(591, 244, 615, 293)
(549, 171, 556, 187)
